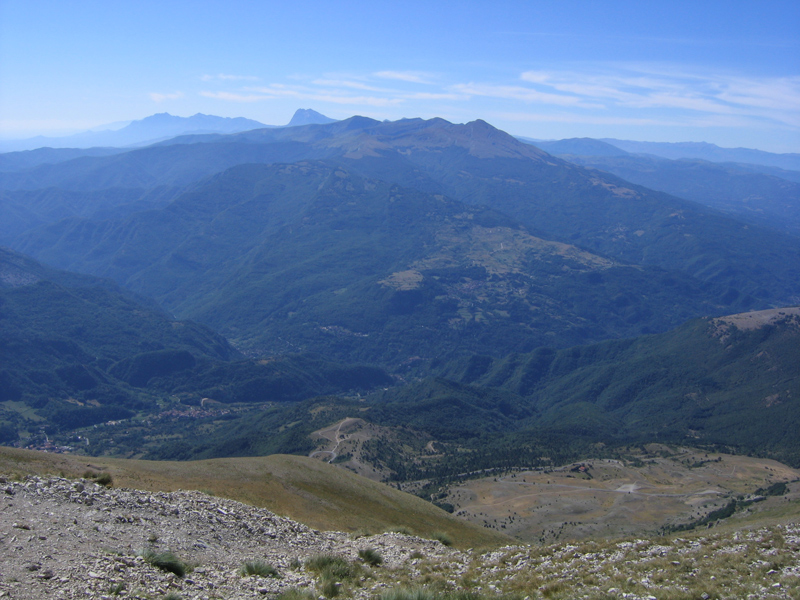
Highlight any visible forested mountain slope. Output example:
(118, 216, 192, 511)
(12, 162, 732, 365)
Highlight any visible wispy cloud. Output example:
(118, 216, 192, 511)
(247, 84, 404, 106)
(149, 91, 184, 102)
(201, 82, 404, 107)
(374, 70, 435, 84)
(405, 92, 464, 101)
(451, 82, 601, 108)
(197, 64, 800, 138)
(312, 79, 391, 93)
(201, 73, 259, 82)
(199, 91, 266, 102)
(518, 67, 800, 127)
(492, 111, 686, 127)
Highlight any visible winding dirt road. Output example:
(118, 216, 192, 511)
(309, 417, 356, 462)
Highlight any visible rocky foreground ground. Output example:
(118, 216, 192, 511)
(0, 474, 798, 600)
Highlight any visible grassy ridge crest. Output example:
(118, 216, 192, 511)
(0, 447, 508, 549)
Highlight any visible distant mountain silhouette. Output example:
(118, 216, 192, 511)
(520, 137, 630, 157)
(4, 116, 798, 316)
(600, 138, 800, 171)
(0, 110, 339, 152)
(0, 113, 269, 152)
(287, 108, 337, 127)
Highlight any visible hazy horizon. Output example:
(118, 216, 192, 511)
(1, 1, 798, 152)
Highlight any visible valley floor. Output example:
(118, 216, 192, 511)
(444, 449, 800, 543)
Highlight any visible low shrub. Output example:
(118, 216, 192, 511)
(108, 582, 125, 596)
(443, 593, 489, 600)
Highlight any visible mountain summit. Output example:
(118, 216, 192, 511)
(287, 108, 337, 127)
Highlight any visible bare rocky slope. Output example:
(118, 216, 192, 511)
(1, 474, 799, 600)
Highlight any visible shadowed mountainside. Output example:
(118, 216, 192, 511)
(0, 247, 392, 444)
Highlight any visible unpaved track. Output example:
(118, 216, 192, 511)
(309, 417, 357, 462)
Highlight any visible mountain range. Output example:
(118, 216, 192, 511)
(0, 108, 336, 153)
(525, 137, 800, 235)
(524, 135, 800, 172)
(0, 110, 798, 481)
(599, 138, 800, 172)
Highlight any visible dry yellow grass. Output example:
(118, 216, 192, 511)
(445, 448, 800, 542)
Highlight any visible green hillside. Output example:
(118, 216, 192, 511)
(0, 248, 392, 445)
(14, 162, 731, 366)
(5, 116, 799, 310)
(341, 132, 800, 305)
(162, 307, 800, 478)
(553, 153, 800, 236)
(0, 186, 180, 243)
(1, 115, 798, 477)
(444, 307, 800, 465)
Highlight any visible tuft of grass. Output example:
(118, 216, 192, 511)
(94, 472, 113, 487)
(306, 553, 361, 590)
(163, 594, 182, 600)
(139, 549, 187, 578)
(108, 582, 125, 595)
(305, 553, 341, 572)
(320, 579, 342, 598)
(443, 593, 493, 600)
(358, 547, 384, 566)
(431, 531, 453, 546)
(277, 589, 316, 600)
(239, 559, 280, 578)
(305, 554, 352, 577)
(381, 588, 436, 600)
(82, 470, 113, 486)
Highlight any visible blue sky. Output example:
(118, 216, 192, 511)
(1, 0, 799, 151)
